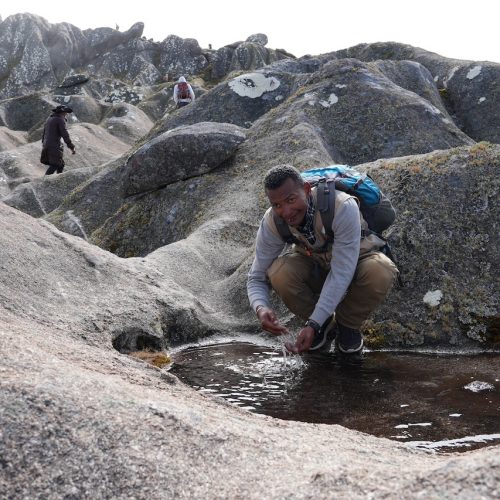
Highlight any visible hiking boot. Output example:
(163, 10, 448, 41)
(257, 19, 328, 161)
(335, 323, 363, 354)
(309, 315, 336, 352)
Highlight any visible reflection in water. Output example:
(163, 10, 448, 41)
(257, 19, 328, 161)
(170, 342, 500, 453)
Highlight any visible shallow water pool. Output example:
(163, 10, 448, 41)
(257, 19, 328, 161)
(170, 342, 500, 453)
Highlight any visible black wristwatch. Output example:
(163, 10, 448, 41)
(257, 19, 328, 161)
(305, 319, 321, 333)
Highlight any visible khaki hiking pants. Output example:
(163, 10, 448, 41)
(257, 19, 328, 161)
(267, 250, 398, 330)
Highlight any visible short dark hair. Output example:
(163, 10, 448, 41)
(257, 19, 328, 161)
(264, 164, 303, 190)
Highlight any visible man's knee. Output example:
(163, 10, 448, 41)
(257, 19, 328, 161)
(356, 252, 398, 294)
(267, 254, 311, 294)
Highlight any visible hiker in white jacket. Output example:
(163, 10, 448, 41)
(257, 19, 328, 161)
(173, 76, 195, 108)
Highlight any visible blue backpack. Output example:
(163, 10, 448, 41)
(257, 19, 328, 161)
(302, 165, 396, 236)
(273, 165, 396, 242)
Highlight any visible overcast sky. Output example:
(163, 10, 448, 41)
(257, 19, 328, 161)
(2, 1, 499, 63)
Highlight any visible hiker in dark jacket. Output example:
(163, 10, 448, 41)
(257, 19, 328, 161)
(41, 105, 76, 175)
(173, 76, 195, 108)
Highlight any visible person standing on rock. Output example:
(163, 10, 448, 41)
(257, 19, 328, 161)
(41, 105, 76, 175)
(247, 165, 398, 354)
(173, 76, 195, 108)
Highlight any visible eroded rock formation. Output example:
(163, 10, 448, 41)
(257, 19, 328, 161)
(0, 14, 499, 498)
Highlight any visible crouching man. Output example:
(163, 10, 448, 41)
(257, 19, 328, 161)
(247, 165, 398, 354)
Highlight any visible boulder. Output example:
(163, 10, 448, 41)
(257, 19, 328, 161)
(99, 103, 154, 144)
(0, 94, 58, 131)
(442, 62, 500, 143)
(333, 42, 500, 144)
(94, 37, 162, 87)
(257, 58, 473, 166)
(0, 14, 58, 98)
(373, 60, 448, 115)
(58, 73, 90, 88)
(265, 56, 324, 74)
(83, 22, 144, 56)
(246, 33, 268, 46)
(361, 143, 500, 346)
(103, 82, 146, 105)
(210, 41, 291, 80)
(123, 122, 246, 196)
(52, 94, 105, 125)
(158, 35, 208, 77)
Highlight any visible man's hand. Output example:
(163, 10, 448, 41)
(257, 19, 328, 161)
(286, 326, 315, 353)
(256, 306, 288, 336)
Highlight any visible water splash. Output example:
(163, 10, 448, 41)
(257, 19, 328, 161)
(279, 331, 298, 365)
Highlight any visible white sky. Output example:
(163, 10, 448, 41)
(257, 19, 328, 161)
(1, 0, 499, 63)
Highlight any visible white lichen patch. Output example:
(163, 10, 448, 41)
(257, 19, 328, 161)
(434, 75, 439, 82)
(228, 73, 280, 98)
(335, 84, 347, 88)
(423, 102, 442, 115)
(478, 97, 486, 103)
(275, 95, 284, 101)
(467, 65, 482, 80)
(464, 381, 495, 392)
(319, 93, 339, 108)
(302, 92, 317, 106)
(423, 290, 443, 307)
(444, 66, 459, 88)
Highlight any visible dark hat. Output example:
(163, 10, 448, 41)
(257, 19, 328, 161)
(52, 105, 73, 113)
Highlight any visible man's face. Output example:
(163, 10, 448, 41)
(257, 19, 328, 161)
(266, 177, 311, 227)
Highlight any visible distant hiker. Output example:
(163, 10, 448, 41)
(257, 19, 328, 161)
(40, 105, 76, 176)
(173, 76, 195, 108)
(247, 165, 399, 355)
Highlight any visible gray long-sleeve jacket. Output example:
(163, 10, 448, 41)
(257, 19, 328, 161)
(247, 192, 383, 327)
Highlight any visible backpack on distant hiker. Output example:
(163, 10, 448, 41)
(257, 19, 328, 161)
(273, 165, 402, 285)
(177, 81, 190, 100)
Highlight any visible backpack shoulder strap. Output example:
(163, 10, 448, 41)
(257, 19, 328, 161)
(316, 179, 336, 241)
(272, 212, 299, 244)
